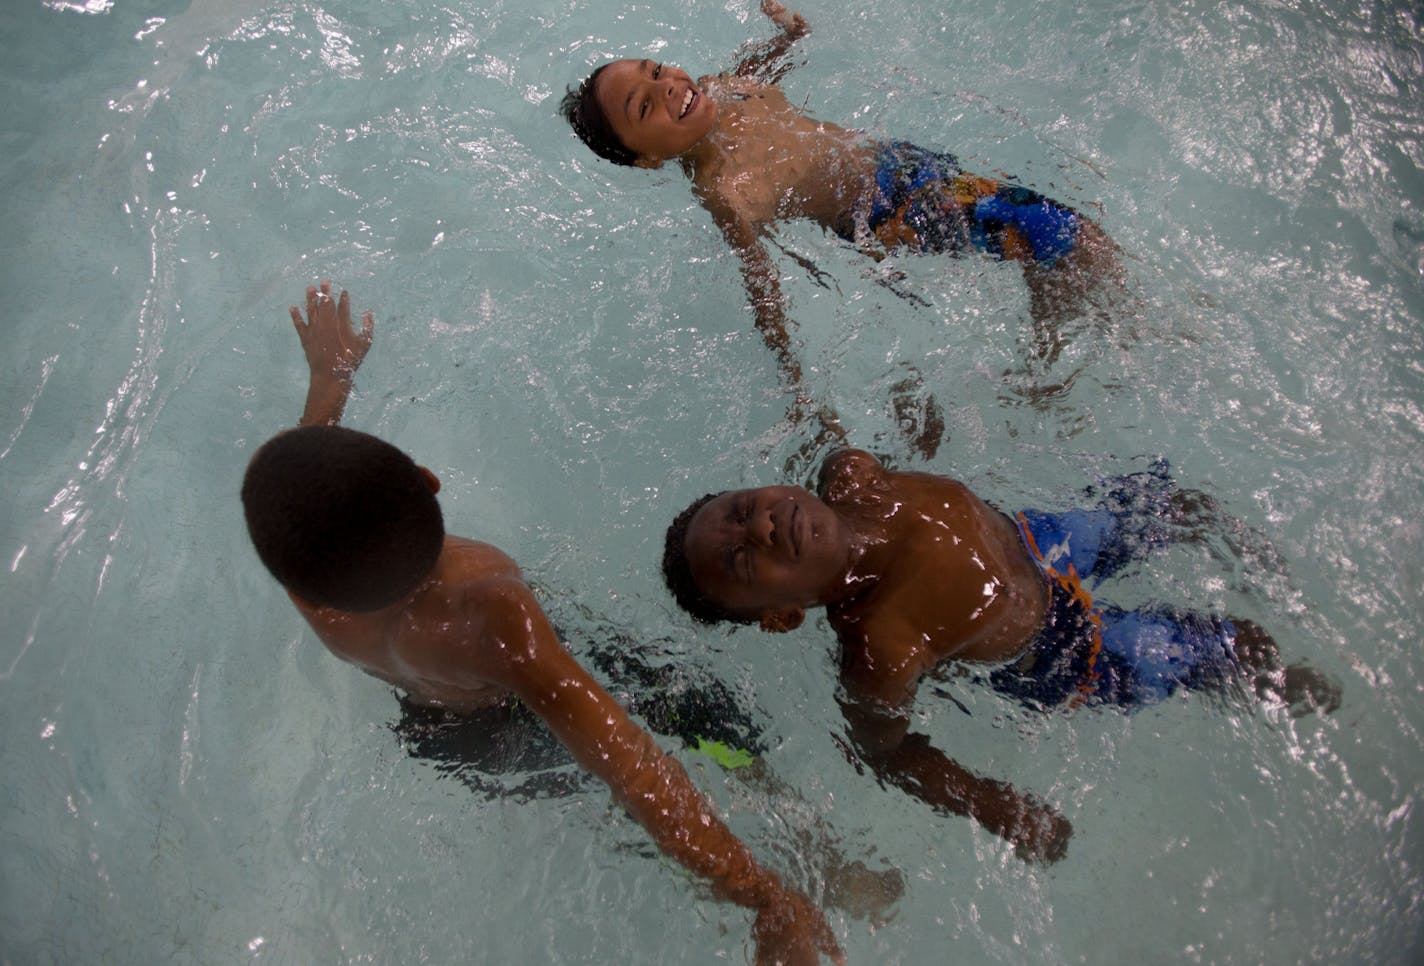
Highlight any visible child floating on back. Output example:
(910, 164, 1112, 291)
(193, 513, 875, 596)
(662, 448, 1341, 860)
(562, 0, 1121, 413)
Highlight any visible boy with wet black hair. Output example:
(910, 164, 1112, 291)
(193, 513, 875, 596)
(561, 0, 1122, 404)
(661, 449, 1342, 861)
(241, 281, 841, 966)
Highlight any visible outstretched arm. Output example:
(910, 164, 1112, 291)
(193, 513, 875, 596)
(713, 209, 846, 446)
(290, 279, 374, 427)
(471, 579, 843, 965)
(733, 0, 810, 80)
(738, 236, 801, 386)
(839, 672, 1071, 863)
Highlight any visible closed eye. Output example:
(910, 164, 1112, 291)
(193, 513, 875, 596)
(734, 494, 752, 523)
(731, 546, 752, 582)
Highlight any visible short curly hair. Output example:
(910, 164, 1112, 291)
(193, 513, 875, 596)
(241, 426, 444, 612)
(661, 492, 755, 626)
(560, 64, 639, 167)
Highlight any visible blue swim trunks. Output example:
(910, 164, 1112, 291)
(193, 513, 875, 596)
(840, 141, 1082, 265)
(987, 466, 1241, 710)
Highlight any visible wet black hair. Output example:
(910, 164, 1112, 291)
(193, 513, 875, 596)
(661, 492, 753, 626)
(241, 425, 444, 612)
(560, 64, 639, 167)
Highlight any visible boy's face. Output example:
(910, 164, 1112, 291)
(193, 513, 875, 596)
(683, 486, 850, 621)
(594, 59, 717, 165)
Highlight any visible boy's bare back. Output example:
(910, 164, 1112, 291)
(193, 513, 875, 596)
(292, 534, 533, 714)
(250, 280, 844, 965)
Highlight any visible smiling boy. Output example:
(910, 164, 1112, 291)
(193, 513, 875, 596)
(563, 1, 1120, 401)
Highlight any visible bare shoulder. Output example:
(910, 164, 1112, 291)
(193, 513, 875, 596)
(705, 73, 797, 122)
(431, 569, 563, 685)
(833, 605, 927, 708)
(693, 169, 758, 242)
(689, 144, 774, 244)
(817, 449, 887, 504)
(415, 539, 549, 670)
(453, 569, 550, 642)
(703, 72, 780, 98)
(441, 535, 524, 580)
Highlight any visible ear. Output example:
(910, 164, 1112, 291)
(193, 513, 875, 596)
(759, 608, 805, 634)
(417, 465, 441, 495)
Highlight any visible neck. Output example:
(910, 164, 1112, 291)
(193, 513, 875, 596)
(805, 527, 877, 610)
(290, 572, 432, 623)
(820, 506, 904, 608)
(678, 124, 725, 175)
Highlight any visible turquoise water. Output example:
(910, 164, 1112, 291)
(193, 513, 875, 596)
(1, 0, 1421, 962)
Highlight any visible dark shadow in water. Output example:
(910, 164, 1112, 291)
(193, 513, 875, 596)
(389, 622, 769, 803)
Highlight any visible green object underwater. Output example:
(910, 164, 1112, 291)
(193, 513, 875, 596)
(693, 737, 756, 769)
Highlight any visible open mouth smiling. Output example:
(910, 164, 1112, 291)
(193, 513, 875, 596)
(679, 88, 698, 119)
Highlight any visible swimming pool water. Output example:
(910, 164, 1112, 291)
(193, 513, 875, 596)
(1, 0, 1421, 963)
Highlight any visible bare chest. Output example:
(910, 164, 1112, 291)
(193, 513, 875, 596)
(697, 97, 871, 226)
(840, 527, 1049, 668)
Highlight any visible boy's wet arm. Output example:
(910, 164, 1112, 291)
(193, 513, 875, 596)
(497, 622, 765, 891)
(838, 645, 1072, 863)
(731, 0, 810, 79)
(472, 589, 843, 961)
(836, 640, 922, 756)
(761, 0, 809, 36)
(289, 281, 374, 427)
(706, 203, 802, 388)
(740, 245, 798, 379)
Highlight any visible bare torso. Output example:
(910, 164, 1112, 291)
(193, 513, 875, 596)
(818, 452, 1050, 702)
(688, 74, 877, 236)
(292, 535, 522, 714)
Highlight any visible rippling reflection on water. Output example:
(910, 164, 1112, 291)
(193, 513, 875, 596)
(0, 0, 1420, 963)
